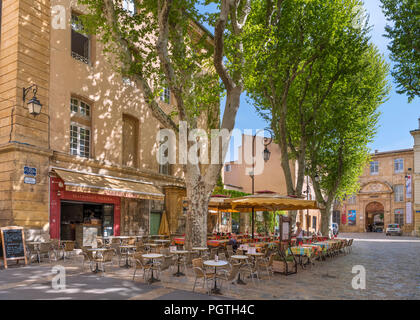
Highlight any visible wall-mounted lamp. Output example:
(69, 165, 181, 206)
(23, 84, 42, 116)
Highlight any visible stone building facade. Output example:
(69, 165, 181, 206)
(411, 120, 420, 235)
(223, 134, 321, 234)
(0, 0, 211, 241)
(337, 148, 416, 234)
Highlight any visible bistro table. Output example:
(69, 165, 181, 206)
(119, 245, 136, 268)
(203, 260, 228, 295)
(87, 248, 109, 273)
(230, 255, 249, 285)
(172, 250, 190, 277)
(288, 246, 318, 268)
(142, 253, 163, 284)
(154, 239, 171, 246)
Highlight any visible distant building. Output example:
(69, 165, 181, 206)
(337, 148, 415, 234)
(223, 134, 321, 234)
(410, 119, 420, 235)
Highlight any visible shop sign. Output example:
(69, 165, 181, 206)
(24, 166, 37, 177)
(24, 177, 36, 185)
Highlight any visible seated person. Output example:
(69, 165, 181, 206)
(228, 233, 239, 252)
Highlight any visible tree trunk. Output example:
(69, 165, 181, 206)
(240, 212, 250, 233)
(289, 210, 298, 227)
(184, 180, 211, 251)
(320, 205, 333, 237)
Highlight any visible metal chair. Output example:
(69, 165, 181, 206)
(38, 242, 53, 263)
(93, 249, 115, 276)
(192, 259, 215, 295)
(50, 239, 63, 261)
(63, 241, 76, 260)
(216, 263, 241, 293)
(256, 254, 275, 280)
(110, 243, 123, 266)
(80, 248, 95, 271)
(25, 243, 38, 263)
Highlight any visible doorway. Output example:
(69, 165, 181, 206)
(150, 211, 162, 235)
(60, 201, 114, 240)
(365, 201, 384, 232)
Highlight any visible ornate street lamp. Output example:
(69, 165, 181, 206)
(250, 128, 273, 239)
(23, 84, 42, 116)
(263, 146, 271, 162)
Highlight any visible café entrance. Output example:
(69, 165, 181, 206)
(60, 201, 115, 241)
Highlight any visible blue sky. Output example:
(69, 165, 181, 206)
(198, 0, 419, 161)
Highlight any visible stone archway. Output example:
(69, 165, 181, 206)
(365, 201, 385, 231)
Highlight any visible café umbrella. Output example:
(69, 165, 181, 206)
(227, 192, 319, 238)
(158, 210, 170, 236)
(208, 195, 239, 233)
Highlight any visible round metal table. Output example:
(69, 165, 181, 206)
(172, 250, 189, 277)
(230, 255, 249, 285)
(87, 248, 109, 273)
(203, 260, 228, 295)
(119, 245, 136, 268)
(142, 253, 163, 284)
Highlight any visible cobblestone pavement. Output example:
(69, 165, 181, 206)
(0, 233, 419, 300)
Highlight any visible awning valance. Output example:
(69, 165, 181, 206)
(228, 194, 319, 211)
(53, 169, 164, 201)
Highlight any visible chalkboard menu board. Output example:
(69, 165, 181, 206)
(279, 216, 291, 241)
(1, 227, 27, 269)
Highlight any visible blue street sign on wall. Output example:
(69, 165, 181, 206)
(24, 177, 36, 185)
(24, 166, 37, 177)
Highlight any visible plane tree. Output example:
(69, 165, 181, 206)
(79, 0, 252, 248)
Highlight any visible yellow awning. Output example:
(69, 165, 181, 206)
(53, 169, 164, 201)
(228, 194, 318, 211)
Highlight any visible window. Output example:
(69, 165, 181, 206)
(122, 115, 138, 168)
(70, 97, 92, 158)
(370, 161, 379, 175)
(122, 0, 136, 15)
(394, 209, 404, 226)
(71, 13, 90, 64)
(221, 212, 229, 225)
(347, 195, 356, 204)
(394, 185, 404, 202)
(394, 158, 404, 173)
(332, 211, 341, 225)
(225, 164, 231, 172)
(158, 128, 171, 175)
(70, 98, 91, 118)
(158, 148, 171, 175)
(312, 216, 317, 229)
(160, 87, 170, 104)
(70, 123, 90, 158)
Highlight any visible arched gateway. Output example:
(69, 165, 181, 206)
(365, 201, 385, 231)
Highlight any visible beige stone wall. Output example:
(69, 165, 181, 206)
(49, 0, 184, 177)
(411, 129, 420, 235)
(224, 134, 296, 195)
(339, 149, 415, 234)
(0, 0, 51, 231)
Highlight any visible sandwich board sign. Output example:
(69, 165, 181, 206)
(1, 226, 28, 269)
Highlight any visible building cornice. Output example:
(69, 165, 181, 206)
(51, 151, 185, 188)
(0, 142, 53, 158)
